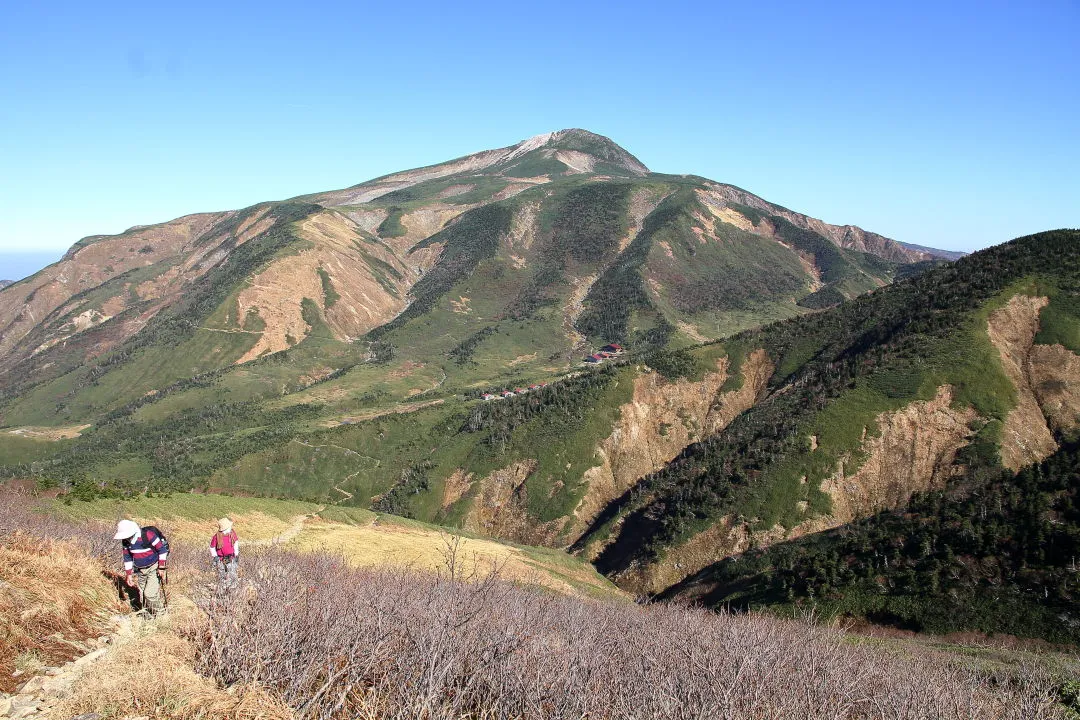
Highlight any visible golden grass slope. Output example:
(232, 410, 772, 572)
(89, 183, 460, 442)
(233, 210, 416, 363)
(48, 494, 625, 601)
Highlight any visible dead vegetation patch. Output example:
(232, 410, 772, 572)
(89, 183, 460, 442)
(193, 548, 1063, 719)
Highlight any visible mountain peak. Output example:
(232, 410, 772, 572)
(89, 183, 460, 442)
(507, 129, 649, 176)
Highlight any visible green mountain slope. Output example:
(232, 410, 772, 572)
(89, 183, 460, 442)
(0, 129, 969, 562)
(665, 437, 1080, 645)
(578, 229, 1080, 596)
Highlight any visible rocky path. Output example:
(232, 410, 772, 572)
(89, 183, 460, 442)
(1, 613, 139, 719)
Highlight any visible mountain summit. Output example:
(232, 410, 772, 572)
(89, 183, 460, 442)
(0, 129, 935, 399)
(1, 132, 1077, 651)
(498, 128, 651, 176)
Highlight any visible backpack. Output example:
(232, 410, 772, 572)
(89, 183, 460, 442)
(213, 530, 236, 556)
(141, 525, 167, 547)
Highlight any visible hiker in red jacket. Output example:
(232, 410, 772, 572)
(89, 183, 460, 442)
(114, 519, 169, 616)
(210, 517, 240, 591)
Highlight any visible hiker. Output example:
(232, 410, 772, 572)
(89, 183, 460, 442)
(114, 519, 169, 616)
(209, 517, 240, 590)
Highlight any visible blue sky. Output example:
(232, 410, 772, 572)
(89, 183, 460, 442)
(1, 0, 1077, 279)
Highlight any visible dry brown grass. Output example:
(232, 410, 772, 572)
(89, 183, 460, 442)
(155, 510, 299, 544)
(0, 531, 120, 690)
(0, 489, 291, 717)
(195, 546, 1067, 719)
(0, 488, 123, 692)
(53, 601, 293, 720)
(1, 490, 1072, 718)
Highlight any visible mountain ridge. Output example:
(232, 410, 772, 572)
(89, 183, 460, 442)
(0, 129, 938, 395)
(3, 136, 1069, 647)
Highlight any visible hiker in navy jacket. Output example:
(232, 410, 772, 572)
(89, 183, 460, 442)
(114, 519, 169, 616)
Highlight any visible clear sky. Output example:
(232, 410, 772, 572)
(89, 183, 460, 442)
(1, 0, 1077, 277)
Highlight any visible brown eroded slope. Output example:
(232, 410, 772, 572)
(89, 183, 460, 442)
(0, 212, 230, 364)
(573, 350, 773, 540)
(1029, 343, 1080, 432)
(454, 353, 773, 551)
(394, 204, 472, 252)
(988, 295, 1060, 470)
(699, 183, 928, 262)
(818, 386, 977, 523)
(618, 385, 977, 596)
(234, 211, 415, 363)
(461, 460, 559, 545)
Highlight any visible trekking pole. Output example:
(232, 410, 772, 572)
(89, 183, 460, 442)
(160, 567, 170, 611)
(136, 577, 145, 615)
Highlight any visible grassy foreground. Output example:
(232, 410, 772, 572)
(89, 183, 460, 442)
(1, 489, 1076, 719)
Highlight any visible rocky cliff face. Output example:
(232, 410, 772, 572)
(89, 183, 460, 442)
(989, 294, 1080, 470)
(572, 351, 772, 540)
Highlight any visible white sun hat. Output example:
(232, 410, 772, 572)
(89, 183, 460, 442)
(113, 519, 140, 541)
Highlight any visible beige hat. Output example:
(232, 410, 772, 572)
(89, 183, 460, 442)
(218, 517, 233, 533)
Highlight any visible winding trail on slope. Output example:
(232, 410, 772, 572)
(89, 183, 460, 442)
(252, 474, 362, 547)
(246, 509, 325, 547)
